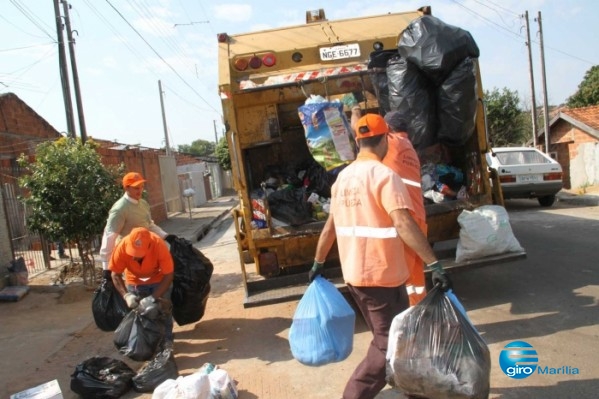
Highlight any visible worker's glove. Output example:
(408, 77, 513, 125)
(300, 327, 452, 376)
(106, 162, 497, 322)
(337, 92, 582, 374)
(139, 296, 160, 318)
(102, 270, 112, 280)
(428, 261, 453, 292)
(308, 261, 324, 283)
(124, 293, 140, 309)
(164, 234, 178, 243)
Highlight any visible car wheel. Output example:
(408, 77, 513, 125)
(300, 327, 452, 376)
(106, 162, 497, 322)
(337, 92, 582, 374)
(538, 195, 556, 207)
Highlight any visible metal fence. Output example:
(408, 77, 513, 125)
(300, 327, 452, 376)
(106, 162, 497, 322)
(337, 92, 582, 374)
(1, 166, 52, 277)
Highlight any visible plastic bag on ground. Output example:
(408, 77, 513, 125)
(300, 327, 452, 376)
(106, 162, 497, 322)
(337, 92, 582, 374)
(114, 308, 166, 361)
(70, 356, 136, 398)
(92, 275, 128, 331)
(456, 205, 524, 262)
(151, 363, 238, 399)
(289, 275, 355, 366)
(132, 348, 179, 392)
(386, 286, 490, 399)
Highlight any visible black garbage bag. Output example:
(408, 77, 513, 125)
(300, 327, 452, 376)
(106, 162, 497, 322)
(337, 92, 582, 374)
(267, 187, 315, 226)
(398, 15, 479, 86)
(7, 257, 28, 286)
(168, 236, 213, 326)
(437, 57, 478, 147)
(386, 286, 490, 399)
(368, 49, 400, 114)
(132, 348, 179, 393)
(387, 55, 437, 152)
(70, 356, 135, 399)
(114, 309, 166, 361)
(92, 276, 128, 332)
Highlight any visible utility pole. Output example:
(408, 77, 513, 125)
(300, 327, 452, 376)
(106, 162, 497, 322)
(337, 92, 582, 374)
(213, 120, 218, 144)
(158, 80, 171, 156)
(62, 0, 87, 143)
(524, 11, 538, 148)
(536, 11, 551, 154)
(53, 0, 76, 138)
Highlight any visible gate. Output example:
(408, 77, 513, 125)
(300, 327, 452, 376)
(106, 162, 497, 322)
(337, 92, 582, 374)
(0, 165, 53, 277)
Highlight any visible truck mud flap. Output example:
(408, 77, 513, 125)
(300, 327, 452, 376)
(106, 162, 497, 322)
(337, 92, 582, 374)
(242, 247, 526, 308)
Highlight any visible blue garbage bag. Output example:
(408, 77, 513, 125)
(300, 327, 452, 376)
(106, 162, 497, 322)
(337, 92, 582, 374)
(289, 276, 355, 366)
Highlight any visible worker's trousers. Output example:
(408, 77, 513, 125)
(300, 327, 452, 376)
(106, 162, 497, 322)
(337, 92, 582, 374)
(342, 284, 409, 399)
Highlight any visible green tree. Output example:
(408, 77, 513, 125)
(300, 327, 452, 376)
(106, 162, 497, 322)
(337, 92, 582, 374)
(178, 139, 216, 157)
(18, 138, 123, 286)
(566, 65, 599, 107)
(484, 87, 528, 146)
(215, 135, 231, 170)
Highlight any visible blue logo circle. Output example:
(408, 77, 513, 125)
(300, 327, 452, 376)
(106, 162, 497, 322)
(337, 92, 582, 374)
(499, 341, 538, 379)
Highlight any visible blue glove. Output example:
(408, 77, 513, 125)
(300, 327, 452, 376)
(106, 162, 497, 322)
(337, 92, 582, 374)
(428, 261, 453, 292)
(308, 261, 324, 282)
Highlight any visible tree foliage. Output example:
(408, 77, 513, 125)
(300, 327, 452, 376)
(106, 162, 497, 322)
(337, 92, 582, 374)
(178, 139, 216, 157)
(215, 136, 231, 170)
(18, 138, 123, 285)
(566, 65, 599, 108)
(484, 87, 528, 146)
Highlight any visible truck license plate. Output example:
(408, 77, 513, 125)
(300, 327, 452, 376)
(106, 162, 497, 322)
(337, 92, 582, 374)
(319, 43, 361, 61)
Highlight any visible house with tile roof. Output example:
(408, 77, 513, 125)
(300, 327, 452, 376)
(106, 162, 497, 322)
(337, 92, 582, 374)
(538, 105, 599, 190)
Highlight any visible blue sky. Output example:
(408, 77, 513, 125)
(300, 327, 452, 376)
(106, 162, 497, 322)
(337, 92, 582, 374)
(2, 0, 597, 149)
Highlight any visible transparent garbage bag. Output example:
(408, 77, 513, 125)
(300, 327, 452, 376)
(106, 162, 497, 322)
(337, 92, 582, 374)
(386, 286, 490, 399)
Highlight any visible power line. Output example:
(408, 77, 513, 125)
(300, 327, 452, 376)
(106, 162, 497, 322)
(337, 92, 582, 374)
(104, 0, 219, 113)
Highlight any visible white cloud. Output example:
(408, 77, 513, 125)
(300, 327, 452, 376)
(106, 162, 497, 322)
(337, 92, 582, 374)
(213, 4, 253, 22)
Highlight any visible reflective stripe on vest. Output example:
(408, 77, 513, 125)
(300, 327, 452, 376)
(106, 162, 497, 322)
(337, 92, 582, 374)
(336, 225, 397, 239)
(402, 178, 421, 188)
(405, 285, 426, 295)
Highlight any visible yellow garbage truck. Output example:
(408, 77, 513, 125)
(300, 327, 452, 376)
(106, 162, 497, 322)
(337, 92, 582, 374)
(217, 6, 526, 307)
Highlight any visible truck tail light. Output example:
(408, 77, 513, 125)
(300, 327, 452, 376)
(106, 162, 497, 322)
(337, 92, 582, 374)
(249, 55, 262, 69)
(543, 172, 562, 181)
(262, 53, 276, 67)
(234, 58, 249, 71)
(233, 52, 276, 71)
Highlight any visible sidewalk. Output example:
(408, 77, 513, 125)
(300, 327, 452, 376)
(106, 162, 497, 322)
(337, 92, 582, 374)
(556, 187, 599, 206)
(157, 193, 239, 242)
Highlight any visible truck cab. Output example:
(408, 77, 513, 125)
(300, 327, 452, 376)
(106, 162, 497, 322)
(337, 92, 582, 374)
(217, 6, 525, 307)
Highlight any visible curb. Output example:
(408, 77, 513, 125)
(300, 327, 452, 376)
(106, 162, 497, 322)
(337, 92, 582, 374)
(557, 193, 599, 206)
(193, 207, 235, 242)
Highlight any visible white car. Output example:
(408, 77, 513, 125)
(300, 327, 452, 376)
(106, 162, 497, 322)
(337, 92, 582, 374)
(486, 147, 563, 207)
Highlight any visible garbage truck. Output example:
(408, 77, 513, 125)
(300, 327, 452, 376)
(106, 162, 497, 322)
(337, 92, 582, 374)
(217, 6, 526, 307)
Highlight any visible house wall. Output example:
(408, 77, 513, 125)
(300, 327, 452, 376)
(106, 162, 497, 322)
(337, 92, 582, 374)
(551, 120, 599, 190)
(0, 188, 12, 285)
(177, 163, 209, 206)
(96, 146, 168, 223)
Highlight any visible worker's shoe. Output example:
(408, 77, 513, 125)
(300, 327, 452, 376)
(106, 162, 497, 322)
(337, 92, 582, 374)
(59, 254, 70, 259)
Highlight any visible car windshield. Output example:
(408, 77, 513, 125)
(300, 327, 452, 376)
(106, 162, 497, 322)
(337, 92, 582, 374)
(495, 150, 550, 165)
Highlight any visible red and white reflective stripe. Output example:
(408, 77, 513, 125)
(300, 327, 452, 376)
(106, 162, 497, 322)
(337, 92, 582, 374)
(274, 64, 368, 84)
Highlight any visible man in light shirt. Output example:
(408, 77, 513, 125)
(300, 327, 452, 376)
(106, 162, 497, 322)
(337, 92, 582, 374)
(99, 172, 170, 275)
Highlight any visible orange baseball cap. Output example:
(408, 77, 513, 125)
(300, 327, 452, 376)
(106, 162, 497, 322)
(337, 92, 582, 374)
(355, 114, 389, 139)
(125, 227, 151, 258)
(122, 172, 146, 188)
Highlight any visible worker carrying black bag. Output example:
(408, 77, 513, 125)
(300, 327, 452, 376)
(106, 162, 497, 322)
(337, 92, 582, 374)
(166, 235, 213, 326)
